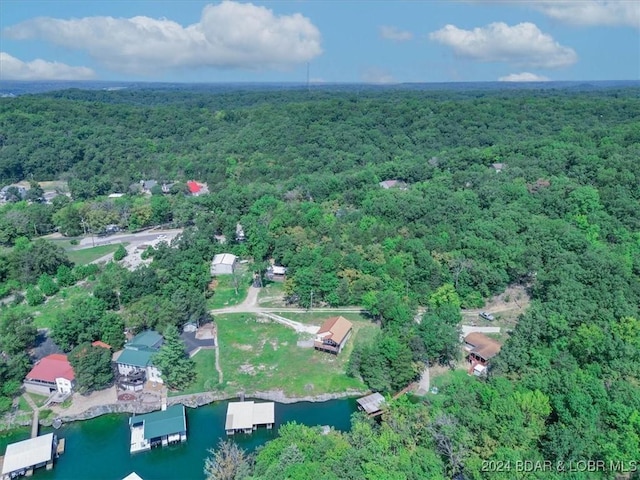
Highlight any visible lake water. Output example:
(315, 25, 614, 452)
(2, 398, 357, 480)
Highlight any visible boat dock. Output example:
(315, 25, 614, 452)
(1, 433, 56, 479)
(225, 401, 274, 435)
(56, 438, 65, 456)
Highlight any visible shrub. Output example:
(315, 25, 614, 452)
(38, 274, 59, 296)
(113, 244, 127, 261)
(26, 286, 45, 306)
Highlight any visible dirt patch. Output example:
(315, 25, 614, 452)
(269, 340, 278, 350)
(234, 344, 253, 351)
(462, 284, 530, 330)
(239, 363, 256, 375)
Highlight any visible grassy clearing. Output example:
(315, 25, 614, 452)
(208, 313, 377, 397)
(24, 392, 49, 408)
(66, 244, 123, 265)
(207, 265, 253, 309)
(22, 285, 93, 329)
(170, 349, 219, 396)
(268, 311, 373, 326)
(257, 281, 286, 307)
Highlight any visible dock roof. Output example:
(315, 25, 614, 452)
(2, 433, 54, 475)
(357, 392, 386, 414)
(225, 401, 274, 431)
(130, 404, 186, 440)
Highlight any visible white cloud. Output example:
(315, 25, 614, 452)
(498, 72, 550, 82)
(532, 1, 640, 29)
(3, 1, 322, 75)
(379, 25, 413, 41)
(0, 52, 96, 80)
(429, 22, 577, 68)
(361, 67, 396, 84)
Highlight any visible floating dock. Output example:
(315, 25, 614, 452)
(56, 438, 65, 456)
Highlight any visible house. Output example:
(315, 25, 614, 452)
(108, 193, 125, 198)
(266, 265, 287, 281)
(0, 185, 27, 202)
(356, 392, 386, 416)
(464, 332, 502, 375)
(129, 404, 187, 453)
(24, 354, 75, 395)
(211, 253, 238, 275)
(187, 181, 209, 196)
(491, 163, 506, 173)
(378, 179, 407, 190)
(1, 433, 57, 479)
(235, 223, 246, 242)
(314, 316, 353, 355)
(114, 330, 164, 390)
(225, 401, 274, 435)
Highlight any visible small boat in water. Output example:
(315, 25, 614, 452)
(52, 417, 62, 429)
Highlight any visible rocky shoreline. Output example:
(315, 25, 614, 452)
(40, 389, 366, 426)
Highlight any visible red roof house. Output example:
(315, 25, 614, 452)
(24, 354, 75, 395)
(187, 181, 201, 194)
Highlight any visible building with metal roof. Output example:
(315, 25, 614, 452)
(24, 354, 75, 396)
(211, 253, 238, 275)
(1, 433, 56, 479)
(129, 404, 187, 453)
(225, 401, 274, 435)
(314, 316, 353, 355)
(356, 392, 386, 416)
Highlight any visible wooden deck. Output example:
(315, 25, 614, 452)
(56, 438, 65, 456)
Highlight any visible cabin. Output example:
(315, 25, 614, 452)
(24, 354, 75, 396)
(129, 404, 187, 453)
(314, 316, 353, 355)
(1, 433, 57, 479)
(356, 392, 386, 416)
(378, 179, 407, 189)
(114, 330, 164, 390)
(211, 253, 238, 275)
(235, 223, 246, 242)
(225, 401, 274, 435)
(464, 332, 502, 376)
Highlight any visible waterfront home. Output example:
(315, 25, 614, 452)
(356, 392, 386, 416)
(314, 316, 353, 355)
(225, 401, 274, 435)
(464, 332, 502, 375)
(129, 404, 187, 453)
(1, 433, 57, 479)
(210, 253, 238, 275)
(114, 330, 163, 390)
(24, 354, 75, 395)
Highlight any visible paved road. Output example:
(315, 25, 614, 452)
(77, 228, 183, 248)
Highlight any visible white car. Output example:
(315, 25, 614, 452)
(479, 311, 495, 321)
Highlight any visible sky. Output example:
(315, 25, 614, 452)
(0, 0, 638, 83)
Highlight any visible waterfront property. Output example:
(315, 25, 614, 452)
(115, 330, 164, 390)
(1, 433, 57, 479)
(314, 316, 353, 355)
(225, 401, 274, 435)
(24, 354, 75, 396)
(211, 253, 238, 275)
(356, 392, 386, 416)
(464, 332, 502, 375)
(129, 404, 187, 453)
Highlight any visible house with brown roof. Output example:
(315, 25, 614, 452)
(463, 332, 501, 376)
(314, 316, 353, 355)
(24, 354, 75, 395)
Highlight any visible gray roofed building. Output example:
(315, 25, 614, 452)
(356, 392, 386, 415)
(211, 253, 238, 276)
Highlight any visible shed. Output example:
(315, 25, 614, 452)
(1, 433, 56, 478)
(211, 253, 238, 275)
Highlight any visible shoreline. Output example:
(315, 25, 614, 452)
(2, 388, 366, 431)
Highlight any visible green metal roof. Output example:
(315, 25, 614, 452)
(130, 404, 186, 440)
(128, 330, 163, 350)
(117, 348, 154, 368)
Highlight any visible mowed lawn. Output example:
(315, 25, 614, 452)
(212, 313, 378, 397)
(207, 266, 253, 309)
(66, 244, 123, 265)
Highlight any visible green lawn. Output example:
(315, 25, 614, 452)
(66, 244, 123, 265)
(257, 281, 286, 307)
(170, 349, 219, 396)
(207, 266, 253, 309)
(267, 311, 372, 326)
(23, 392, 49, 408)
(206, 313, 377, 397)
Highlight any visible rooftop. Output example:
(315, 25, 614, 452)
(316, 316, 353, 345)
(1, 433, 54, 475)
(212, 253, 238, 266)
(225, 401, 275, 431)
(356, 392, 386, 414)
(464, 332, 502, 361)
(115, 348, 154, 368)
(92, 340, 112, 349)
(127, 330, 163, 350)
(130, 404, 186, 440)
(25, 354, 74, 383)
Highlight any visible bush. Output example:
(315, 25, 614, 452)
(38, 274, 59, 296)
(113, 244, 127, 261)
(26, 286, 45, 306)
(0, 396, 12, 414)
(69, 239, 79, 245)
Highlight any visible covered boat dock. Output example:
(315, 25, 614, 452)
(225, 401, 274, 435)
(1, 433, 56, 479)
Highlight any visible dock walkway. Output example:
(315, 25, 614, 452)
(23, 393, 40, 438)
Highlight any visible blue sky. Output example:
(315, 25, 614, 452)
(1, 1, 638, 83)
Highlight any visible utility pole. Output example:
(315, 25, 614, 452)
(310, 290, 314, 310)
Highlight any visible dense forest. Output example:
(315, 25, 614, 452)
(1, 86, 639, 478)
